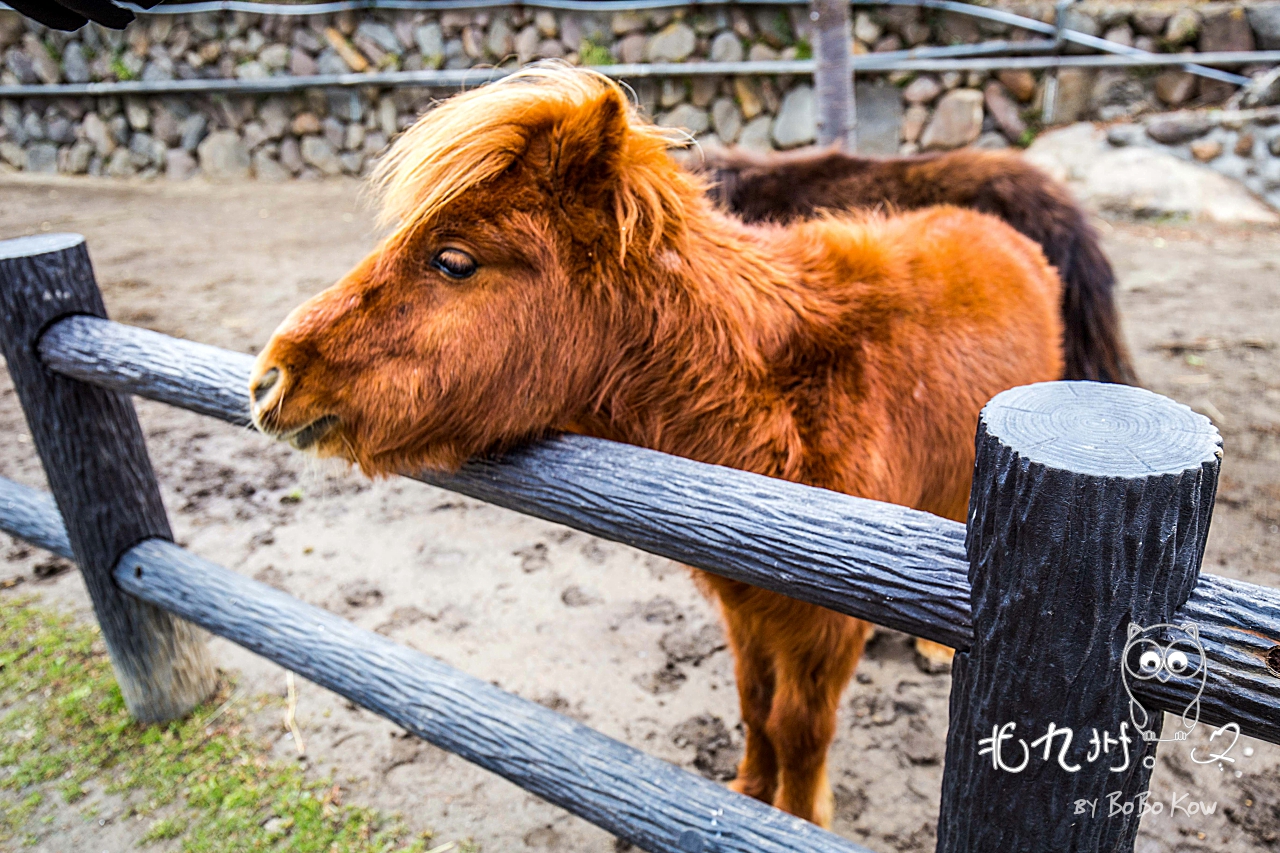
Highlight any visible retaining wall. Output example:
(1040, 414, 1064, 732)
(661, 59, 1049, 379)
(0, 2, 1277, 182)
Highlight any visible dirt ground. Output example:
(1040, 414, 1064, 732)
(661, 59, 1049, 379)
(0, 172, 1278, 853)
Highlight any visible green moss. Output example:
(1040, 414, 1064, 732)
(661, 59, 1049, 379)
(579, 38, 613, 67)
(0, 595, 460, 852)
(110, 52, 136, 82)
(794, 39, 812, 61)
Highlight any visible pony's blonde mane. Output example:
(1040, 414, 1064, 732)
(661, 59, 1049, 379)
(371, 65, 697, 258)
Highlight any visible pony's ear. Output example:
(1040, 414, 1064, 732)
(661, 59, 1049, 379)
(1127, 622, 1143, 639)
(529, 86, 629, 196)
(1182, 623, 1199, 641)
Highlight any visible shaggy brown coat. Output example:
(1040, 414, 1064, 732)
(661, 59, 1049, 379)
(701, 145, 1136, 385)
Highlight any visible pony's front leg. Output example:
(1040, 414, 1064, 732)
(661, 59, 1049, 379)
(766, 609, 870, 827)
(725, 626, 779, 803)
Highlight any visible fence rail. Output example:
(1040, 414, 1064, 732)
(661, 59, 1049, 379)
(2, 233, 1280, 852)
(32, 310, 1280, 746)
(0, 477, 871, 853)
(0, 0, 1259, 96)
(4, 48, 1276, 99)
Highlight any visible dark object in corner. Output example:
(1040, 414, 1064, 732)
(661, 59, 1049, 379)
(6, 0, 164, 31)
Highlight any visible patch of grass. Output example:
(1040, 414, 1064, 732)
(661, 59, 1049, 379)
(0, 595, 448, 852)
(794, 39, 812, 61)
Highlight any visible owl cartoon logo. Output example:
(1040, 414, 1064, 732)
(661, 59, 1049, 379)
(1121, 621, 1207, 742)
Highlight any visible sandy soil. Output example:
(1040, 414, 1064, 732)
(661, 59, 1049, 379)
(0, 173, 1277, 853)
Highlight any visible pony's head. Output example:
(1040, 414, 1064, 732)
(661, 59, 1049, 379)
(249, 67, 699, 474)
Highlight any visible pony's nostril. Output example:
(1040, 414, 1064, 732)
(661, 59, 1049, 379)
(252, 367, 281, 404)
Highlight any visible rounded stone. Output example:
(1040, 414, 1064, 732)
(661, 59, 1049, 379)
(197, 130, 251, 180)
(709, 31, 743, 63)
(771, 84, 815, 149)
(646, 22, 696, 62)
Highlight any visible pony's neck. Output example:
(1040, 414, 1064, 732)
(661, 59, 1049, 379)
(581, 198, 825, 481)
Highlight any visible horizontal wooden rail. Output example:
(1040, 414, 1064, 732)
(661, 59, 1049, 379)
(0, 478, 868, 853)
(30, 315, 1280, 744)
(40, 315, 976, 646)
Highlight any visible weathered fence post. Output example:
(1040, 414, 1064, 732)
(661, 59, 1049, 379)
(938, 381, 1221, 851)
(811, 0, 856, 150)
(0, 234, 215, 723)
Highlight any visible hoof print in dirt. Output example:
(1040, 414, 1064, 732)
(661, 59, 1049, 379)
(249, 530, 276, 549)
(340, 580, 384, 609)
(671, 714, 740, 781)
(514, 542, 549, 573)
(579, 540, 612, 564)
(634, 662, 686, 695)
(374, 605, 433, 635)
(833, 782, 868, 821)
(381, 731, 423, 774)
(659, 623, 726, 666)
(252, 564, 288, 591)
(560, 585, 601, 607)
(640, 595, 684, 625)
(32, 557, 72, 580)
(850, 693, 898, 727)
(900, 718, 941, 766)
(534, 691, 588, 721)
(523, 825, 565, 848)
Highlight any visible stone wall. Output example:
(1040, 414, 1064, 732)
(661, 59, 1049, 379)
(0, 2, 1278, 181)
(1105, 105, 1280, 210)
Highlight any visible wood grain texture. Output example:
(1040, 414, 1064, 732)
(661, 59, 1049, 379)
(31, 316, 1280, 745)
(0, 476, 72, 560)
(39, 314, 256, 427)
(113, 538, 872, 853)
(937, 382, 1222, 853)
(0, 234, 215, 723)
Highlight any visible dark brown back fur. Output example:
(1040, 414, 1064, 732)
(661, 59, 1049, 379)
(702, 146, 1137, 385)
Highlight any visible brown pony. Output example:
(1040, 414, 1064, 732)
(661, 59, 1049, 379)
(700, 145, 1137, 385)
(248, 67, 1065, 827)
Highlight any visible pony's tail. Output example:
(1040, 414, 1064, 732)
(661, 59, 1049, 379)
(1053, 212, 1138, 385)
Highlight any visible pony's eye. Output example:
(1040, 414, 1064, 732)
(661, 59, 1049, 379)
(431, 248, 477, 280)
(1166, 650, 1190, 673)
(1139, 650, 1162, 673)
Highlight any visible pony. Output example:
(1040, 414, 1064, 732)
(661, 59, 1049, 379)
(699, 145, 1137, 386)
(248, 67, 1068, 827)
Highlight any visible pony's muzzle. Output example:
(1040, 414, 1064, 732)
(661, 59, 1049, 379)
(249, 364, 285, 423)
(252, 367, 280, 404)
(248, 360, 342, 451)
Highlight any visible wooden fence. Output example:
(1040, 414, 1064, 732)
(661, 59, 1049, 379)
(0, 232, 1278, 852)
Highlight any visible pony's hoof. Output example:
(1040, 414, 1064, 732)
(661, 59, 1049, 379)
(727, 776, 775, 804)
(914, 638, 954, 674)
